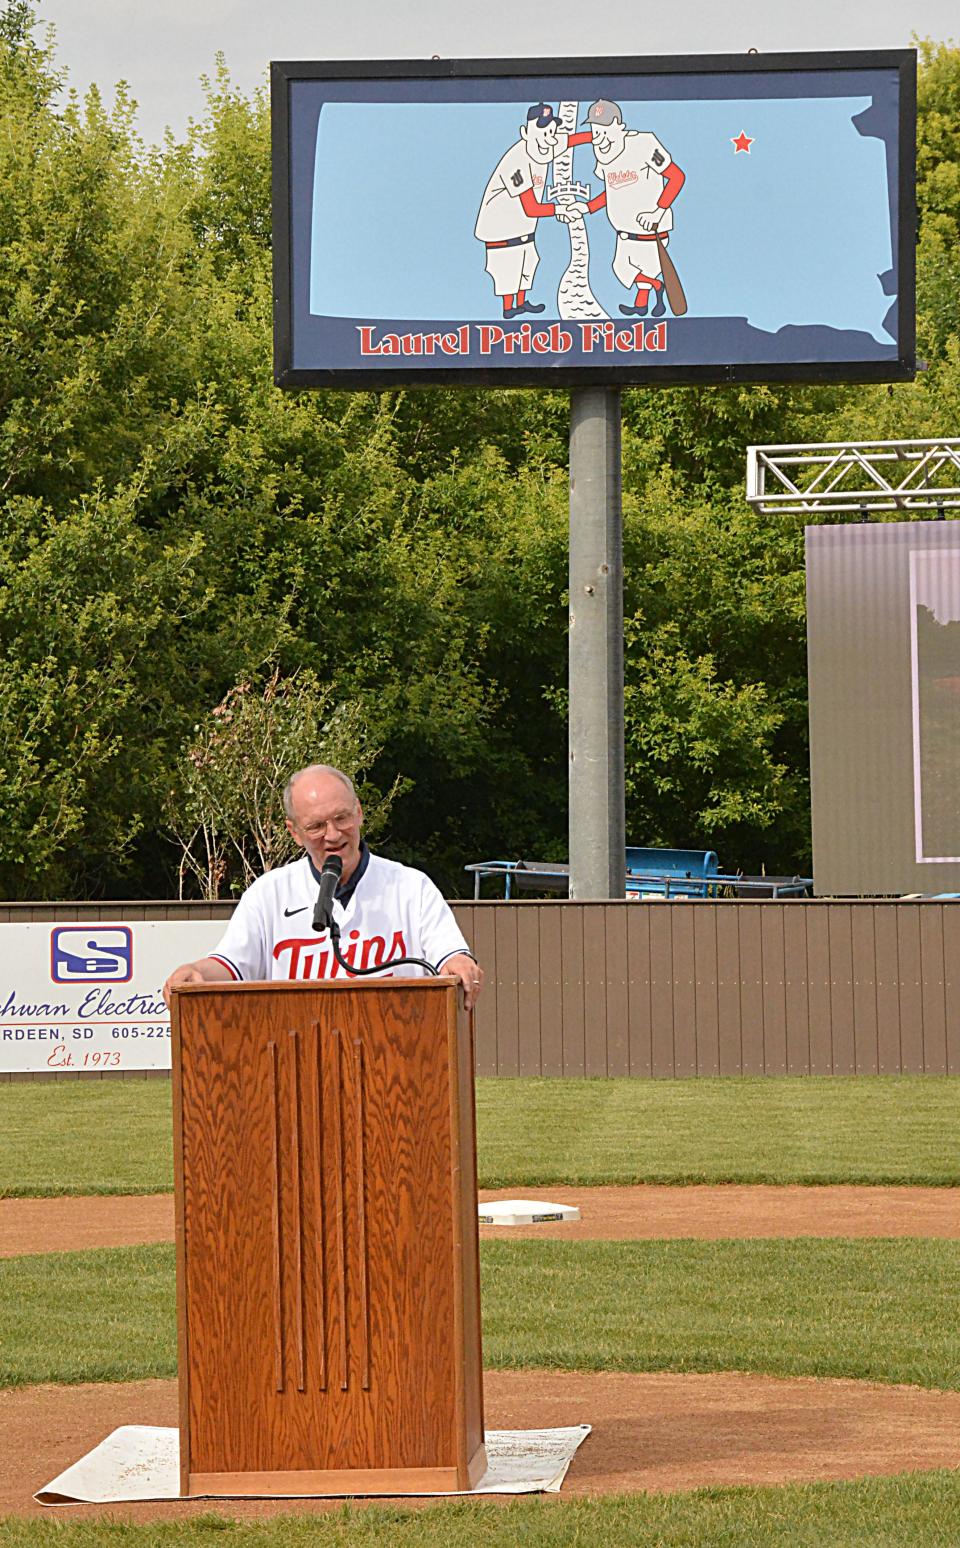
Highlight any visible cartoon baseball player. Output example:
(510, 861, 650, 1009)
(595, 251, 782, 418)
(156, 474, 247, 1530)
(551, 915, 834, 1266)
(475, 104, 592, 318)
(580, 99, 686, 317)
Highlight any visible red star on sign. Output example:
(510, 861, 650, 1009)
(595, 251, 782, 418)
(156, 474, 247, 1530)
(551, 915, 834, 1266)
(732, 130, 753, 153)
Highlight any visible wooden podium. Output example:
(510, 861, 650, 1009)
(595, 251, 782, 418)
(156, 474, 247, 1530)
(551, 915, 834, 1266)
(170, 978, 486, 1496)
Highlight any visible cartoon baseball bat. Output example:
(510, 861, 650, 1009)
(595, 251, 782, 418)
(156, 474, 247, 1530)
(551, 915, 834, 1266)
(655, 235, 687, 317)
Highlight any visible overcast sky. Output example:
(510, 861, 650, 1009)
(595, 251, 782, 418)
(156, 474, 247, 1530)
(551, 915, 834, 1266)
(31, 0, 960, 145)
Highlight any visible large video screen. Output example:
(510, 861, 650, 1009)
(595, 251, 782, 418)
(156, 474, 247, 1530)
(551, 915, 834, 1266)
(807, 522, 960, 897)
(273, 51, 915, 389)
(910, 548, 960, 865)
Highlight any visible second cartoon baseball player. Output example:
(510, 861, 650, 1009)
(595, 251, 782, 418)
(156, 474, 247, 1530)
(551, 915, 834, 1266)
(580, 99, 685, 317)
(475, 104, 592, 318)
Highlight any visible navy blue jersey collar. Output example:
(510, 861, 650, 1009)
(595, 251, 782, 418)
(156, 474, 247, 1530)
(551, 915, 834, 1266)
(307, 840, 370, 906)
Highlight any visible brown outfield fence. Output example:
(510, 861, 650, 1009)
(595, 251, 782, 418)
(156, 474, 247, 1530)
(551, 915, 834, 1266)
(459, 900, 960, 1079)
(1, 899, 959, 1080)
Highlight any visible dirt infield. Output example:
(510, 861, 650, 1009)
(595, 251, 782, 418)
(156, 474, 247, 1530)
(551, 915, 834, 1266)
(478, 1184, 960, 1241)
(3, 1184, 960, 1257)
(0, 1193, 175, 1257)
(3, 1184, 960, 1518)
(6, 1369, 960, 1521)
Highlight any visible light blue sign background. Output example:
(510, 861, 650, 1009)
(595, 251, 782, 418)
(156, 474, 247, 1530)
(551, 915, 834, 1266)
(310, 96, 894, 339)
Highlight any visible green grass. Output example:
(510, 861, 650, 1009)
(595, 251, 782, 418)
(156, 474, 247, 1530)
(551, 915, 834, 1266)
(4, 1237, 960, 1392)
(0, 1244, 177, 1387)
(0, 1081, 173, 1197)
(5, 1075, 960, 1198)
(475, 1076, 960, 1187)
(480, 1239, 960, 1389)
(7, 1473, 960, 1545)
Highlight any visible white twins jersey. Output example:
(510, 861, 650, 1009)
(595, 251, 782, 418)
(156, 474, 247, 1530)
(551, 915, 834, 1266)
(474, 141, 549, 242)
(210, 852, 471, 982)
(596, 132, 674, 234)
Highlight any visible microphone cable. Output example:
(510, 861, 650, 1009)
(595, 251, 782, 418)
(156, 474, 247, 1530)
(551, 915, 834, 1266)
(328, 918, 438, 978)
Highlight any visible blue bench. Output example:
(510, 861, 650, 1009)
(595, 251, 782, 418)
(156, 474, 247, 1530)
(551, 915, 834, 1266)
(464, 851, 812, 900)
(465, 848, 719, 899)
(625, 847, 719, 897)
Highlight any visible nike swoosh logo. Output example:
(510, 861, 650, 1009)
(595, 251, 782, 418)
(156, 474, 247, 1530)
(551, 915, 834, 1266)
(283, 906, 308, 917)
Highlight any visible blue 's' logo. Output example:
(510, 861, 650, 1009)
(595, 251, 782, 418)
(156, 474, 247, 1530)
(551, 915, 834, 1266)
(51, 927, 133, 984)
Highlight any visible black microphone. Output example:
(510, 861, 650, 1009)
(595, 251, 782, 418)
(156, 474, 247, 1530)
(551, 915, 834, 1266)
(312, 854, 343, 932)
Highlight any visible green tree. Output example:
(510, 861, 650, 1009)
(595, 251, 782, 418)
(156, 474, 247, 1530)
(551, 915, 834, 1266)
(2, 14, 959, 902)
(168, 668, 404, 898)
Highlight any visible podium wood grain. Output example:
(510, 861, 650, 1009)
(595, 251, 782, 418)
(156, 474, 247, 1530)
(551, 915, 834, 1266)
(171, 979, 485, 1496)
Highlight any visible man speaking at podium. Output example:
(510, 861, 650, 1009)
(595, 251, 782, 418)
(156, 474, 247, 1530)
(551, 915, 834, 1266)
(163, 764, 484, 1008)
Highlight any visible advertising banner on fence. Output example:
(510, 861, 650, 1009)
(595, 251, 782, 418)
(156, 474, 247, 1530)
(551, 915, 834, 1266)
(272, 50, 915, 389)
(0, 922, 225, 1074)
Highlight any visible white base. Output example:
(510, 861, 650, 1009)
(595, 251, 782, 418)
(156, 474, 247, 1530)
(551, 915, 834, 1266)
(478, 1198, 580, 1225)
(36, 1424, 591, 1505)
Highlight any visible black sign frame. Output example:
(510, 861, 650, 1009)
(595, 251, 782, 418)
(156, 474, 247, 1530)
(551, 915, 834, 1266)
(272, 50, 916, 390)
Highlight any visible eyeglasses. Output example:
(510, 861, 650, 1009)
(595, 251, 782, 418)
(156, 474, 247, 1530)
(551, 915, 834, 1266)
(299, 810, 358, 837)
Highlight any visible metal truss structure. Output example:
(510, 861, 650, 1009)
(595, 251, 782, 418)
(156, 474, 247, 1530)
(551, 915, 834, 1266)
(745, 438, 960, 515)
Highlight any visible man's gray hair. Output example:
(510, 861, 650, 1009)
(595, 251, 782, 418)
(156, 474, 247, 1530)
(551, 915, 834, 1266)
(283, 764, 357, 818)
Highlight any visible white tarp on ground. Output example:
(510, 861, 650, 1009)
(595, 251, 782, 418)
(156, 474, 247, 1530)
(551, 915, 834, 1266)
(36, 1424, 591, 1504)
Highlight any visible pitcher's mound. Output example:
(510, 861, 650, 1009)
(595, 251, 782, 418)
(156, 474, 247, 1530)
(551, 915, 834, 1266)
(5, 1368, 960, 1521)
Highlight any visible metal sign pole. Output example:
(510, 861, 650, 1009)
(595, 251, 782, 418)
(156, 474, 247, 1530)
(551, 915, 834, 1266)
(568, 386, 626, 899)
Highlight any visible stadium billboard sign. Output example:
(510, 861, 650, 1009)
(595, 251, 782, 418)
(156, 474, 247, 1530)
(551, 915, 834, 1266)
(272, 50, 915, 390)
